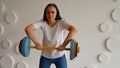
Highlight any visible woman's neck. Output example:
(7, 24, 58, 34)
(47, 20, 57, 27)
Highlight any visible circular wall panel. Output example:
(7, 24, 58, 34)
(2, 39, 12, 49)
(0, 2, 5, 13)
(98, 53, 110, 63)
(106, 36, 120, 52)
(85, 65, 96, 68)
(5, 11, 18, 24)
(0, 24, 4, 35)
(114, 0, 120, 2)
(15, 43, 20, 55)
(99, 23, 111, 33)
(17, 62, 29, 68)
(0, 55, 14, 68)
(112, 8, 120, 22)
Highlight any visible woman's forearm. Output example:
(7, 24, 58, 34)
(62, 25, 77, 47)
(25, 24, 40, 45)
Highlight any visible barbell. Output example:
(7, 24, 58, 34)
(19, 36, 80, 60)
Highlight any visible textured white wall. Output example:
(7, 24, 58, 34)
(0, 0, 120, 68)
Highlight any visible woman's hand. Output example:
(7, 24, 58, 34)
(35, 43, 42, 50)
(57, 44, 66, 51)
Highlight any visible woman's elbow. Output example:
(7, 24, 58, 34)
(24, 25, 34, 34)
(73, 26, 77, 33)
(25, 26, 29, 33)
(69, 25, 77, 33)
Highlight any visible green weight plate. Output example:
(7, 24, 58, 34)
(76, 42, 78, 57)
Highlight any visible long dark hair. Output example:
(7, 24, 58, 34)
(43, 3, 62, 21)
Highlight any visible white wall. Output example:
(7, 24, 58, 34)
(0, 0, 120, 68)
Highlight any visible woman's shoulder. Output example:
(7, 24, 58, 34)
(34, 19, 46, 24)
(57, 18, 70, 24)
(57, 18, 66, 23)
(32, 20, 46, 28)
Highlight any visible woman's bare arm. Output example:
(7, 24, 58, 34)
(57, 25, 77, 51)
(25, 24, 42, 50)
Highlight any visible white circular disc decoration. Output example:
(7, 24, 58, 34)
(15, 43, 20, 55)
(5, 11, 18, 24)
(112, 8, 120, 22)
(2, 39, 12, 49)
(106, 36, 120, 52)
(0, 55, 14, 68)
(85, 65, 96, 68)
(114, 0, 120, 2)
(0, 24, 4, 35)
(99, 23, 111, 33)
(17, 62, 29, 68)
(98, 53, 110, 63)
(0, 2, 5, 13)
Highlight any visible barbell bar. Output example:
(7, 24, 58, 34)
(27, 45, 70, 50)
(19, 36, 80, 60)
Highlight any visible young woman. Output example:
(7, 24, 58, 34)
(25, 3, 77, 68)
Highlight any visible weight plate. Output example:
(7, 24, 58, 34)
(73, 41, 77, 58)
(70, 39, 74, 60)
(76, 43, 78, 57)
(22, 37, 31, 57)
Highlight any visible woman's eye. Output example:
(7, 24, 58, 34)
(47, 12, 50, 14)
(52, 12, 55, 14)
(46, 11, 55, 14)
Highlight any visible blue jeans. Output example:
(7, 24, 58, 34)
(39, 54, 67, 68)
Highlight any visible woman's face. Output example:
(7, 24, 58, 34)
(46, 6, 57, 22)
